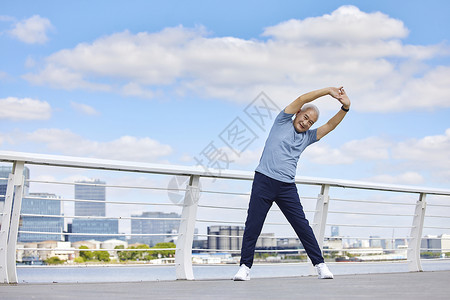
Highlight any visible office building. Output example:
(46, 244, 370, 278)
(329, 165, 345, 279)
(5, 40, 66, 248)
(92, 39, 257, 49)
(74, 179, 106, 216)
(18, 193, 64, 242)
(131, 211, 181, 246)
(70, 179, 118, 242)
(421, 234, 450, 253)
(331, 226, 340, 237)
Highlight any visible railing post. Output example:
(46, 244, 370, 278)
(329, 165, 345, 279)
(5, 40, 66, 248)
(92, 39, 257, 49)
(0, 161, 25, 284)
(0, 174, 14, 283)
(312, 184, 330, 249)
(308, 184, 330, 274)
(175, 175, 200, 280)
(408, 193, 427, 272)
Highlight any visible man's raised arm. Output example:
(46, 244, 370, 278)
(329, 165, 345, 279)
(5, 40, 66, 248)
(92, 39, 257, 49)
(316, 87, 351, 140)
(285, 87, 343, 114)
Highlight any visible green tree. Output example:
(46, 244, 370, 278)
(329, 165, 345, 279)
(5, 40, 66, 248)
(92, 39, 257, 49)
(151, 242, 176, 259)
(94, 251, 110, 262)
(115, 245, 129, 261)
(133, 244, 151, 261)
(79, 245, 94, 261)
(74, 256, 85, 263)
(45, 256, 65, 265)
(420, 251, 440, 258)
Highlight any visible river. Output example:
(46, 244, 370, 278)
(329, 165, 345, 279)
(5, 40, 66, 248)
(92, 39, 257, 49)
(15, 259, 450, 283)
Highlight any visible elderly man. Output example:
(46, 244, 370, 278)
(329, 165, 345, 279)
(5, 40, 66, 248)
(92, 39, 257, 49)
(234, 87, 351, 281)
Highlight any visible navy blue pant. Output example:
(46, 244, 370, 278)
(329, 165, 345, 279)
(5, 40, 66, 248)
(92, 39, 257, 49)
(240, 172, 324, 268)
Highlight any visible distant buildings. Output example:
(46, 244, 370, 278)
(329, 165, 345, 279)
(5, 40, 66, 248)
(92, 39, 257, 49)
(207, 226, 244, 251)
(207, 226, 277, 252)
(331, 226, 339, 237)
(130, 211, 181, 246)
(74, 179, 106, 216)
(1, 167, 64, 243)
(421, 234, 450, 253)
(70, 179, 119, 242)
(17, 241, 75, 263)
(18, 193, 64, 242)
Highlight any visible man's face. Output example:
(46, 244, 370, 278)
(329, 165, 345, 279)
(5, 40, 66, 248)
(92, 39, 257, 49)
(293, 108, 318, 133)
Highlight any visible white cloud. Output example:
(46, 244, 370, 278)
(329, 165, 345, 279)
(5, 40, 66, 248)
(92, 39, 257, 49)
(21, 6, 450, 112)
(0, 97, 51, 121)
(303, 129, 450, 184)
(262, 5, 408, 43)
(25, 56, 36, 68)
(121, 82, 154, 98)
(9, 15, 53, 44)
(26, 129, 173, 162)
(23, 64, 111, 91)
(365, 172, 425, 185)
(392, 128, 450, 179)
(70, 101, 100, 116)
(179, 154, 193, 163)
(217, 147, 262, 168)
(305, 136, 392, 165)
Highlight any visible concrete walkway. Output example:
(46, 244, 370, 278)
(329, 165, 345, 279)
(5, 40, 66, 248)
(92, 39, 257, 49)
(1, 271, 449, 300)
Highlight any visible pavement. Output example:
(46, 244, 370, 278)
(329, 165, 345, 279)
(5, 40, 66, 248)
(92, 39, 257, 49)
(1, 270, 449, 300)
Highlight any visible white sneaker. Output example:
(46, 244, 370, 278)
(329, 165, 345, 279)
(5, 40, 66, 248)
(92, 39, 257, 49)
(315, 263, 334, 279)
(233, 264, 250, 281)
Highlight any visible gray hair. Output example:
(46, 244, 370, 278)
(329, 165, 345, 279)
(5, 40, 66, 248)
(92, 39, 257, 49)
(301, 104, 320, 121)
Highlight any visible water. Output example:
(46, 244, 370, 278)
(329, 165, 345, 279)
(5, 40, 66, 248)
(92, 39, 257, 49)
(16, 260, 450, 284)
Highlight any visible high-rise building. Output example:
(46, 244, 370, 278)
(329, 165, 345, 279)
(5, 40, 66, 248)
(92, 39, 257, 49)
(74, 179, 106, 216)
(18, 193, 64, 242)
(130, 211, 181, 246)
(331, 226, 339, 237)
(71, 179, 118, 242)
(207, 226, 244, 251)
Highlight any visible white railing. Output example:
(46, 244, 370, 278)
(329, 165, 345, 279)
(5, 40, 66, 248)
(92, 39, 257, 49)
(1, 150, 450, 283)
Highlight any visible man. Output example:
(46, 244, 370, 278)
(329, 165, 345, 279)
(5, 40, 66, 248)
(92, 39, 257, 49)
(233, 86, 351, 281)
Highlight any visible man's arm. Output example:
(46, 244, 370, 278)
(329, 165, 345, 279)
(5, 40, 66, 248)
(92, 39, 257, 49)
(285, 87, 343, 114)
(316, 87, 351, 140)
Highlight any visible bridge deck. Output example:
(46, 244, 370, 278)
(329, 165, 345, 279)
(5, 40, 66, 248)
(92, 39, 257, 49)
(1, 270, 449, 299)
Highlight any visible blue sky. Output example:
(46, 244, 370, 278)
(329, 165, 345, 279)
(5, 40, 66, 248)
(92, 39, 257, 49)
(1, 0, 450, 192)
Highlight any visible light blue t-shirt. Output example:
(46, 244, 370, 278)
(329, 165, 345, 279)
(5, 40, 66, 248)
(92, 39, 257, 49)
(255, 109, 318, 183)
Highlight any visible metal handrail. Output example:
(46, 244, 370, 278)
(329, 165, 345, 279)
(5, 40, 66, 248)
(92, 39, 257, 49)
(1, 150, 450, 284)
(27, 178, 187, 192)
(1, 150, 449, 195)
(20, 213, 184, 221)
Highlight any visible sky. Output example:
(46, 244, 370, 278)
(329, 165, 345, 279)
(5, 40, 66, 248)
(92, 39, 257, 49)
(1, 0, 449, 238)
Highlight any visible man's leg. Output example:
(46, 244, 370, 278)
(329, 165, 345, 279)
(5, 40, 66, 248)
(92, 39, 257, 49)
(239, 172, 276, 268)
(275, 183, 324, 266)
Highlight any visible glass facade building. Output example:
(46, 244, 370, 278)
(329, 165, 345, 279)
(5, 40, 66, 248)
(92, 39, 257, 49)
(70, 179, 118, 242)
(74, 179, 106, 216)
(71, 219, 119, 242)
(18, 193, 64, 242)
(130, 211, 181, 246)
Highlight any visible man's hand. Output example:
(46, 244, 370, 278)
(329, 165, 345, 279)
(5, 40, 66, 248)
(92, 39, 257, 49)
(329, 87, 351, 109)
(317, 87, 351, 140)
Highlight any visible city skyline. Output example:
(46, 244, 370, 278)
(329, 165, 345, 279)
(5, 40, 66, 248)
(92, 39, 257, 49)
(2, 167, 448, 256)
